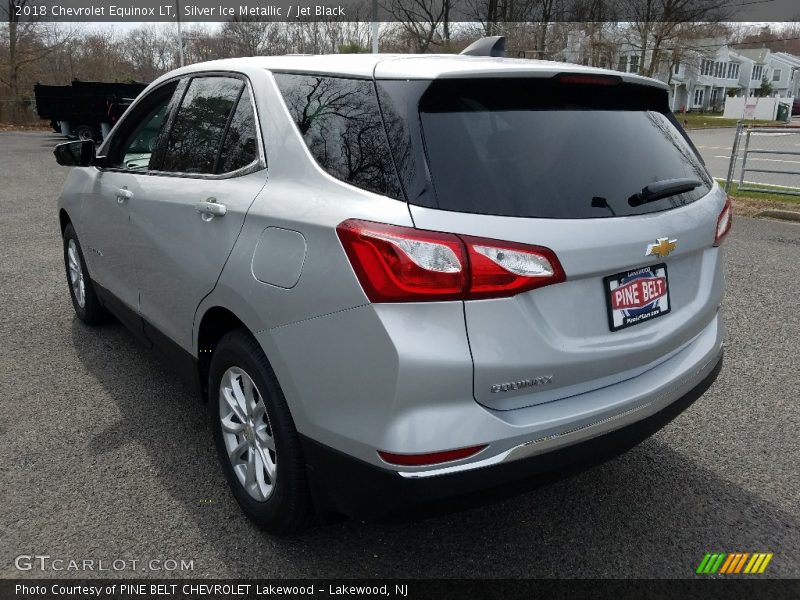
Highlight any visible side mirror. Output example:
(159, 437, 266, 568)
(54, 140, 97, 167)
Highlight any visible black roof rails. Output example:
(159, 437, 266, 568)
(459, 36, 506, 58)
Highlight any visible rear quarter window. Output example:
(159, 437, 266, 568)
(273, 73, 402, 199)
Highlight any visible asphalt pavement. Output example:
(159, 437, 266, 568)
(1, 131, 799, 579)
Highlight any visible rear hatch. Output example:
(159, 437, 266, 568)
(376, 73, 726, 411)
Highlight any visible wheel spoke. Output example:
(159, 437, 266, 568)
(251, 399, 266, 421)
(68, 245, 78, 268)
(242, 376, 257, 417)
(221, 412, 245, 434)
(255, 426, 276, 452)
(222, 386, 246, 422)
(228, 438, 248, 463)
(244, 446, 256, 490)
(230, 373, 248, 416)
(253, 448, 269, 497)
(256, 444, 276, 482)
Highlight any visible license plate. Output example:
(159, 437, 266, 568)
(604, 263, 671, 332)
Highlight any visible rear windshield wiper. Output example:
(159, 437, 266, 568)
(628, 178, 703, 207)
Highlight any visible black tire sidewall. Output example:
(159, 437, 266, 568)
(208, 331, 308, 533)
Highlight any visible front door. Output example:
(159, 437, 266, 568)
(85, 81, 179, 319)
(127, 75, 266, 352)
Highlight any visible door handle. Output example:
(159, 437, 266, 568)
(195, 197, 227, 220)
(116, 188, 133, 204)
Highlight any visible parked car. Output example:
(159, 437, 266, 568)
(54, 42, 729, 533)
(793, 97, 800, 116)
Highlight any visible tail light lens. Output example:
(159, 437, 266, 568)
(714, 195, 733, 246)
(336, 219, 565, 302)
(378, 444, 487, 466)
(336, 220, 467, 302)
(464, 237, 566, 299)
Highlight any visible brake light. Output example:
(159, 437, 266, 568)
(556, 73, 622, 86)
(714, 195, 733, 246)
(336, 219, 565, 302)
(378, 444, 487, 466)
(336, 220, 467, 302)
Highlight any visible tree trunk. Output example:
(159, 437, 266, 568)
(8, 9, 22, 122)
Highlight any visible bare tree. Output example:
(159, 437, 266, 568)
(619, 0, 730, 78)
(1, 0, 72, 121)
(383, 0, 448, 52)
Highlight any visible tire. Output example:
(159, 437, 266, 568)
(209, 330, 310, 534)
(63, 224, 107, 326)
(74, 123, 96, 142)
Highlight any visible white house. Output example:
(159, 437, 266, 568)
(767, 51, 800, 97)
(669, 44, 744, 112)
(732, 48, 773, 97)
(557, 30, 800, 112)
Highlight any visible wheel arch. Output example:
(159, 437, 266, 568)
(196, 306, 251, 401)
(59, 208, 72, 235)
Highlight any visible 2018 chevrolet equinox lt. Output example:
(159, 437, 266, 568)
(54, 41, 728, 533)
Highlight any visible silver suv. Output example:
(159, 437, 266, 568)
(55, 48, 729, 533)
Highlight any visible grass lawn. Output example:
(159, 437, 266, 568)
(715, 180, 800, 217)
(678, 112, 782, 129)
(719, 180, 800, 203)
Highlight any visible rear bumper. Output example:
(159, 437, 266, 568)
(301, 350, 723, 521)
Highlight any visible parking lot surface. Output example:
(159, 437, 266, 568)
(1, 131, 799, 578)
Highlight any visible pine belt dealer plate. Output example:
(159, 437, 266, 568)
(604, 263, 671, 332)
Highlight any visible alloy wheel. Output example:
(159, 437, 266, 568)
(67, 239, 86, 308)
(219, 366, 277, 501)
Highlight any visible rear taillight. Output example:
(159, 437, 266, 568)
(714, 195, 733, 246)
(336, 219, 565, 302)
(336, 220, 467, 302)
(463, 236, 566, 299)
(378, 444, 487, 466)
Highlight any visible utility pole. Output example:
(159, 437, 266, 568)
(371, 0, 379, 54)
(176, 0, 185, 67)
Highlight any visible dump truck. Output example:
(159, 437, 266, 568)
(34, 80, 148, 141)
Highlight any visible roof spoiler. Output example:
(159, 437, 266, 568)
(460, 36, 506, 58)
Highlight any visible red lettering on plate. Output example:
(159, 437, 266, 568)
(611, 277, 667, 310)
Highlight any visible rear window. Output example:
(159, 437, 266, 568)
(380, 78, 712, 219)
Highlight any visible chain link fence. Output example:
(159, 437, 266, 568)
(725, 123, 800, 197)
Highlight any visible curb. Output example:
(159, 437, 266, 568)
(755, 209, 800, 223)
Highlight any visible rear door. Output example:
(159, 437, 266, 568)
(127, 74, 266, 352)
(382, 75, 726, 410)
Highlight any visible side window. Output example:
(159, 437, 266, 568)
(110, 83, 177, 170)
(217, 87, 259, 173)
(160, 76, 243, 174)
(273, 73, 403, 199)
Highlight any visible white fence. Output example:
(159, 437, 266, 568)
(723, 96, 793, 121)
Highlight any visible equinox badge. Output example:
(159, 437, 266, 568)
(491, 375, 553, 393)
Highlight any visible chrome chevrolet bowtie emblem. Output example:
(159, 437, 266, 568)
(645, 237, 677, 258)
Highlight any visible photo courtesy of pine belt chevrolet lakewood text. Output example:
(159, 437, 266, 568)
(53, 36, 730, 534)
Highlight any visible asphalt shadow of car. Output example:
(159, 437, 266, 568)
(72, 318, 798, 578)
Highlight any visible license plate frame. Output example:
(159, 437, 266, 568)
(603, 263, 671, 332)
